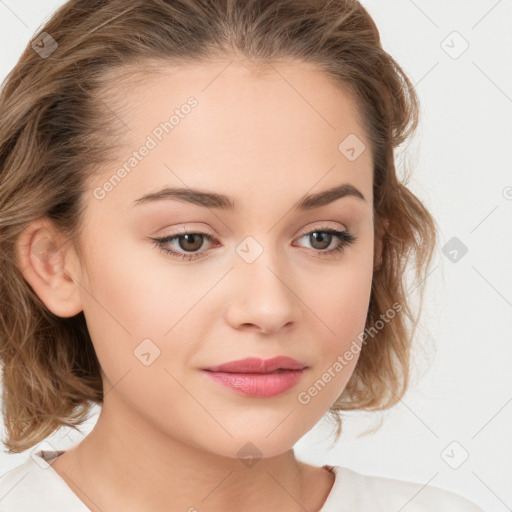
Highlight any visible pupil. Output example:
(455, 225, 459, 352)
(176, 232, 334, 253)
(180, 234, 203, 252)
(311, 232, 331, 250)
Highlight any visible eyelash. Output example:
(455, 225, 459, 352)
(151, 225, 358, 262)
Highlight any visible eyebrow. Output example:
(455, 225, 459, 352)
(132, 183, 366, 211)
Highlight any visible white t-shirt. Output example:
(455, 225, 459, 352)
(0, 449, 486, 511)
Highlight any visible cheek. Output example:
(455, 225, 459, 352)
(75, 238, 175, 382)
(76, 229, 215, 394)
(304, 255, 374, 345)
(78, 255, 201, 438)
(297, 255, 374, 408)
(77, 227, 186, 332)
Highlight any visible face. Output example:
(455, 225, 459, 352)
(62, 59, 376, 459)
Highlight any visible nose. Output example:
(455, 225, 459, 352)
(224, 253, 303, 335)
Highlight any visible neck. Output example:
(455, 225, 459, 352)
(52, 390, 334, 512)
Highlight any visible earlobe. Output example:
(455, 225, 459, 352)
(15, 218, 84, 318)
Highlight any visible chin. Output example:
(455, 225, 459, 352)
(190, 430, 300, 463)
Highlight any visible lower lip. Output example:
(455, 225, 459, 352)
(202, 369, 306, 397)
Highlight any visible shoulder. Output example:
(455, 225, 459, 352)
(327, 466, 486, 512)
(0, 449, 87, 512)
(0, 454, 52, 511)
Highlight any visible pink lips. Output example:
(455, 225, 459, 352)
(202, 357, 308, 398)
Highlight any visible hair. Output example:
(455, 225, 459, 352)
(0, 0, 437, 453)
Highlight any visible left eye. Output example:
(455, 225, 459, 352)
(151, 226, 357, 262)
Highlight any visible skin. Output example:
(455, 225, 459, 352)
(16, 59, 382, 512)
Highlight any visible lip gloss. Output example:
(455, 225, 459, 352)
(202, 369, 306, 397)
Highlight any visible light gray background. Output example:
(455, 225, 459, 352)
(0, 1, 511, 511)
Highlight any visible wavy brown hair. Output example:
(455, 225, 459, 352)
(0, 0, 437, 453)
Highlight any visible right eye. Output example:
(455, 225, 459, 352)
(151, 230, 217, 261)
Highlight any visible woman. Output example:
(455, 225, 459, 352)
(0, 0, 485, 510)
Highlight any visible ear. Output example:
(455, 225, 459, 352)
(374, 218, 390, 271)
(14, 217, 84, 318)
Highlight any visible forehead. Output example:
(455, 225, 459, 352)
(89, 59, 373, 215)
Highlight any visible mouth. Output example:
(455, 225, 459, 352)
(201, 368, 307, 397)
(202, 356, 307, 374)
(202, 368, 302, 374)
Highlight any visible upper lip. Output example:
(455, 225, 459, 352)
(203, 356, 307, 373)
